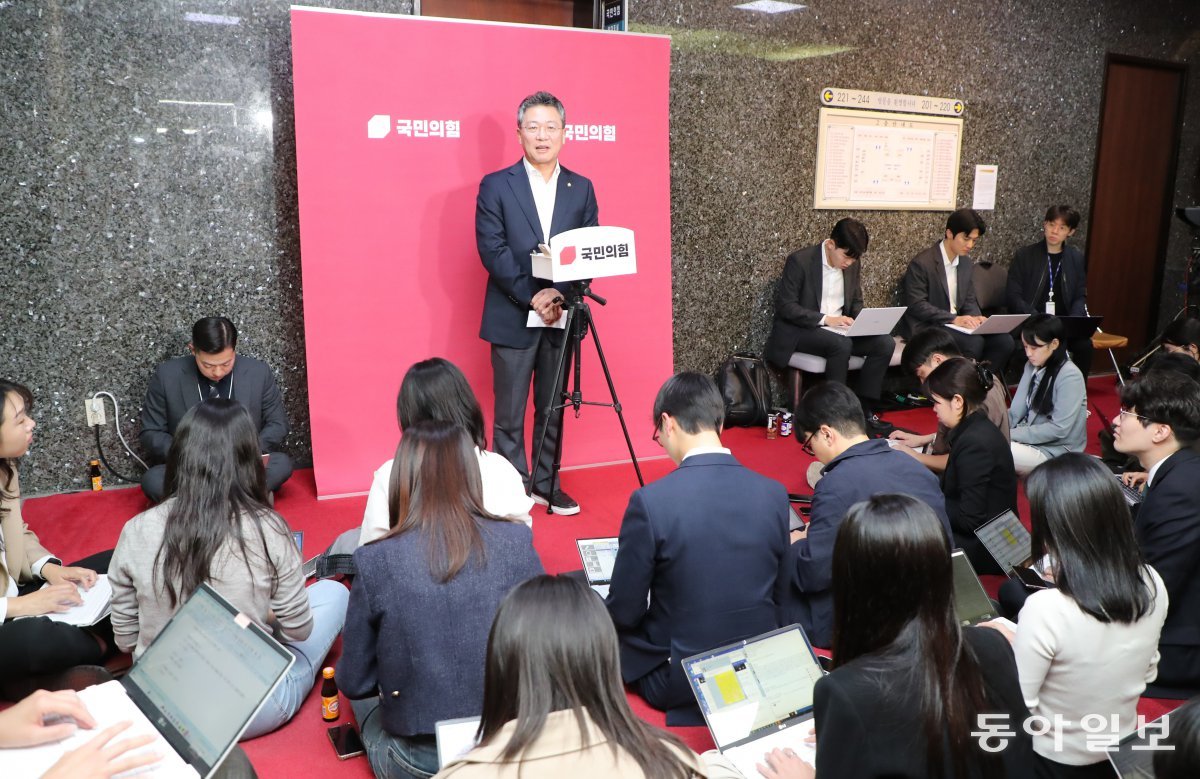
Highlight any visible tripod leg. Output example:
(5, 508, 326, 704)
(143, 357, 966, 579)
(582, 307, 645, 487)
(530, 306, 576, 510)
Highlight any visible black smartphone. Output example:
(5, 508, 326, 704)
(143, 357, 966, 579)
(1013, 566, 1052, 591)
(328, 724, 366, 760)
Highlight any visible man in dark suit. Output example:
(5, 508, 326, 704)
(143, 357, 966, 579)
(1114, 372, 1200, 698)
(901, 208, 1014, 371)
(764, 218, 894, 432)
(1006, 205, 1093, 374)
(139, 316, 291, 501)
(788, 382, 950, 647)
(476, 91, 599, 516)
(606, 373, 792, 722)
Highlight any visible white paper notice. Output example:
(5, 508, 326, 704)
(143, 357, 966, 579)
(972, 164, 998, 210)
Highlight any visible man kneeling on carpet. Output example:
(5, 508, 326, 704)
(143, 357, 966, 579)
(605, 373, 792, 723)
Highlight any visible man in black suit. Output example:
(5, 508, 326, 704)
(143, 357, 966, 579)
(1114, 372, 1200, 698)
(764, 218, 894, 432)
(606, 373, 792, 722)
(901, 208, 1014, 371)
(140, 316, 291, 501)
(475, 91, 599, 516)
(1006, 205, 1093, 374)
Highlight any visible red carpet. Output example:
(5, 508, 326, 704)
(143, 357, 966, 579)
(20, 375, 1175, 774)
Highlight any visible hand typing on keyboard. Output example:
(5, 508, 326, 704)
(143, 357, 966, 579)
(756, 740, 816, 778)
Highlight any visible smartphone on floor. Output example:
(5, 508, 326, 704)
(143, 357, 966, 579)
(328, 723, 366, 760)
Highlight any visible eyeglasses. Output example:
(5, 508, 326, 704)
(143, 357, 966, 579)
(651, 426, 662, 446)
(1118, 408, 1152, 425)
(800, 430, 816, 456)
(520, 123, 563, 135)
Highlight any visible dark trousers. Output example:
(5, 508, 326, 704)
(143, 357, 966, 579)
(142, 452, 293, 503)
(942, 326, 1016, 372)
(491, 331, 567, 496)
(788, 329, 894, 401)
(1145, 643, 1200, 699)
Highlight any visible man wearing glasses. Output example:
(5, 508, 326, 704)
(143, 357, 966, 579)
(475, 91, 598, 516)
(1112, 371, 1200, 698)
(139, 316, 291, 502)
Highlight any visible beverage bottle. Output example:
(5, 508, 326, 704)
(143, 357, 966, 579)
(321, 666, 339, 721)
(89, 459, 103, 491)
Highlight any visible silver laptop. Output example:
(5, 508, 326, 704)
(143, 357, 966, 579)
(0, 583, 295, 778)
(435, 715, 482, 768)
(576, 537, 619, 598)
(974, 509, 1035, 577)
(1106, 715, 1162, 778)
(684, 625, 822, 777)
(947, 313, 1029, 335)
(821, 306, 906, 337)
(952, 550, 1000, 626)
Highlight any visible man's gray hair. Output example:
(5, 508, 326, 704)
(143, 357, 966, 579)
(517, 91, 565, 126)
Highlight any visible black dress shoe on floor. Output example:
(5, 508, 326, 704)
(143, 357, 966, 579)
(531, 489, 581, 515)
(865, 413, 896, 438)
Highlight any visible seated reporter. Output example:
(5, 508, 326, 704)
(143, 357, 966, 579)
(1008, 315, 1087, 476)
(340, 420, 544, 779)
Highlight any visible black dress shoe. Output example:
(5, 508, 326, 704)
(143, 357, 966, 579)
(865, 413, 895, 438)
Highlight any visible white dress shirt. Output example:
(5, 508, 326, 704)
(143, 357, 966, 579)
(818, 242, 846, 324)
(523, 157, 560, 242)
(939, 240, 959, 315)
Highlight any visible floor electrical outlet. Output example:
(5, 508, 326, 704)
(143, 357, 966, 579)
(84, 397, 106, 426)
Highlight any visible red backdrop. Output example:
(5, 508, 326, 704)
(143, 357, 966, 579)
(290, 9, 673, 497)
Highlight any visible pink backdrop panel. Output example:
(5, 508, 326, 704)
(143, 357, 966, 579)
(291, 9, 673, 497)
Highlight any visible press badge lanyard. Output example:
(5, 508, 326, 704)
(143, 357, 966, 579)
(1045, 254, 1062, 314)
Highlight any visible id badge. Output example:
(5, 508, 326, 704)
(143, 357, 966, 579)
(1045, 301, 1055, 315)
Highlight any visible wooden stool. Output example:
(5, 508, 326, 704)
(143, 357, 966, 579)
(1093, 331, 1129, 383)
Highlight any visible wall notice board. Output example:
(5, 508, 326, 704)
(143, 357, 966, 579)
(813, 107, 963, 211)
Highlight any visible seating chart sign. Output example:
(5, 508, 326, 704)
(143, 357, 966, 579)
(814, 107, 963, 211)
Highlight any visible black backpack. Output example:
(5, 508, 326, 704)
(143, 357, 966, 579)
(714, 352, 773, 427)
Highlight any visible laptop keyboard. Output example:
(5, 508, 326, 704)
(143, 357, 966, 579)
(1114, 475, 1144, 506)
(78, 681, 196, 777)
(723, 722, 817, 778)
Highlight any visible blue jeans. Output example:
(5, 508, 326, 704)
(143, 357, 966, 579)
(241, 580, 349, 740)
(350, 696, 439, 779)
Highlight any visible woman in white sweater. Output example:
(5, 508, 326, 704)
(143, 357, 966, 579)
(995, 453, 1168, 778)
(109, 400, 348, 739)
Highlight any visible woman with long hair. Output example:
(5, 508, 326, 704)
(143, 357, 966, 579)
(759, 494, 1034, 778)
(340, 420, 543, 779)
(1008, 314, 1087, 475)
(436, 574, 703, 778)
(0, 379, 111, 697)
(926, 356, 1019, 574)
(359, 357, 532, 545)
(108, 399, 348, 739)
(1005, 453, 1167, 778)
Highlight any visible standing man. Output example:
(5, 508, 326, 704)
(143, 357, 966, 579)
(901, 208, 1015, 371)
(1006, 205, 1093, 374)
(764, 218, 895, 433)
(140, 317, 291, 502)
(475, 91, 598, 516)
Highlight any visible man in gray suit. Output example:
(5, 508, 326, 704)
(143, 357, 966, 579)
(139, 316, 291, 501)
(901, 208, 1014, 371)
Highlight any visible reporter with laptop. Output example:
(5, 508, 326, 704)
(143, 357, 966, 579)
(758, 495, 1035, 779)
(764, 218, 897, 434)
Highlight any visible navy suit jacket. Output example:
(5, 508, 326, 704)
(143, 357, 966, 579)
(901, 242, 982, 338)
(1006, 240, 1088, 317)
(605, 452, 792, 709)
(1136, 449, 1200, 673)
(787, 439, 950, 648)
(764, 243, 866, 368)
(139, 354, 288, 462)
(475, 159, 599, 348)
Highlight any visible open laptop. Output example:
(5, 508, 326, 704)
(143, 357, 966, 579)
(684, 624, 823, 777)
(576, 537, 619, 598)
(1106, 715, 1163, 778)
(952, 550, 1000, 626)
(1058, 315, 1104, 342)
(947, 313, 1029, 335)
(0, 583, 294, 778)
(973, 509, 1050, 589)
(435, 715, 482, 769)
(821, 306, 906, 337)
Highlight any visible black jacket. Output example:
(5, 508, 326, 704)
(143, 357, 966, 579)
(1005, 239, 1087, 317)
(943, 410, 1019, 574)
(764, 243, 865, 367)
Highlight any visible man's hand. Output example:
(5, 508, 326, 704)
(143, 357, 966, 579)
(824, 315, 854, 328)
(1121, 471, 1148, 490)
(6, 584, 84, 618)
(42, 564, 97, 591)
(42, 722, 159, 779)
(0, 689, 97, 748)
(789, 527, 808, 544)
(530, 288, 563, 324)
(952, 315, 985, 328)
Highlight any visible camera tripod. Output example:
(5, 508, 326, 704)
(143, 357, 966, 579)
(530, 281, 644, 511)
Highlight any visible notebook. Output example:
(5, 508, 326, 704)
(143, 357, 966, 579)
(947, 313, 1029, 335)
(821, 306, 906, 337)
(0, 582, 294, 778)
(576, 537, 620, 598)
(435, 716, 482, 768)
(684, 624, 822, 777)
(36, 574, 113, 627)
(952, 550, 1000, 626)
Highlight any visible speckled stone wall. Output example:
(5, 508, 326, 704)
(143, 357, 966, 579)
(2, 0, 1198, 494)
(633, 0, 1200, 375)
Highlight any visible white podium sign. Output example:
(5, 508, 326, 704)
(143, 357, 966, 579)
(531, 226, 636, 283)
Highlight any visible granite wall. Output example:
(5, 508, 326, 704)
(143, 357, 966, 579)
(2, 0, 1197, 493)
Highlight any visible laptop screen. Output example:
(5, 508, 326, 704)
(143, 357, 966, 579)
(125, 583, 294, 774)
(576, 537, 619, 585)
(684, 625, 823, 750)
(974, 509, 1032, 573)
(952, 550, 998, 625)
